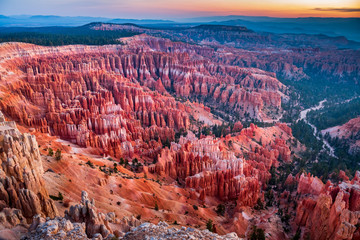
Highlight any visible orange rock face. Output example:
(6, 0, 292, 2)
(295, 171, 360, 240)
(0, 41, 195, 159)
(149, 122, 294, 205)
(0, 37, 287, 160)
(149, 132, 260, 204)
(0, 112, 57, 222)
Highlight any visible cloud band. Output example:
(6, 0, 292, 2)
(313, 8, 360, 12)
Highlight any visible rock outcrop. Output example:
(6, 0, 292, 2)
(65, 191, 115, 238)
(153, 24, 360, 83)
(89, 23, 360, 84)
(295, 171, 360, 240)
(149, 132, 260, 204)
(0, 111, 57, 223)
(26, 191, 241, 240)
(122, 221, 241, 240)
(27, 216, 88, 240)
(27, 190, 141, 239)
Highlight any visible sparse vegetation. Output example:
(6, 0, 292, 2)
(162, 138, 171, 148)
(49, 192, 64, 201)
(307, 98, 360, 131)
(215, 204, 225, 216)
(292, 228, 301, 240)
(175, 128, 188, 142)
(249, 226, 265, 240)
(86, 161, 94, 168)
(206, 219, 214, 232)
(254, 198, 264, 210)
(55, 149, 62, 161)
(48, 148, 54, 156)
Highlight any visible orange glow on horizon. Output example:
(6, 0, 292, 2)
(128, 0, 360, 18)
(0, 0, 359, 19)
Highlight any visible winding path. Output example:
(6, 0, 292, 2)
(297, 99, 337, 158)
(297, 96, 360, 159)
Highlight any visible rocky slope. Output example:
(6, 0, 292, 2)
(295, 172, 360, 240)
(0, 111, 57, 239)
(26, 191, 241, 240)
(322, 117, 360, 155)
(122, 221, 240, 240)
(21, 120, 295, 239)
(26, 190, 142, 239)
(171, 25, 360, 83)
(24, 116, 295, 237)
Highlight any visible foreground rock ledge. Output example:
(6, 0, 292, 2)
(25, 191, 241, 240)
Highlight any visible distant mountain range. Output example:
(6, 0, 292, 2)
(0, 15, 359, 41)
(207, 17, 360, 42)
(0, 15, 174, 27)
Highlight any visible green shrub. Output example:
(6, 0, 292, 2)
(55, 149, 62, 161)
(215, 204, 226, 216)
(250, 226, 265, 240)
(206, 219, 213, 232)
(86, 161, 94, 168)
(50, 192, 63, 201)
(48, 148, 54, 156)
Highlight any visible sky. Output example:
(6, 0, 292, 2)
(0, 0, 359, 19)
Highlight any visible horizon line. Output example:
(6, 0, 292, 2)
(1, 14, 360, 20)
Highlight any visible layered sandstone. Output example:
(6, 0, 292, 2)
(0, 112, 57, 222)
(295, 171, 360, 240)
(160, 24, 360, 83)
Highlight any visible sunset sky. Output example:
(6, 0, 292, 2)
(0, 0, 359, 18)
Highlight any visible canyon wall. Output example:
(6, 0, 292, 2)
(0, 111, 57, 231)
(0, 36, 286, 159)
(295, 172, 360, 240)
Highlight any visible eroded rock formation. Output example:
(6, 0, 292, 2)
(0, 36, 287, 159)
(27, 190, 142, 239)
(0, 112, 57, 221)
(149, 123, 293, 205)
(26, 191, 241, 240)
(122, 221, 240, 240)
(295, 171, 360, 240)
